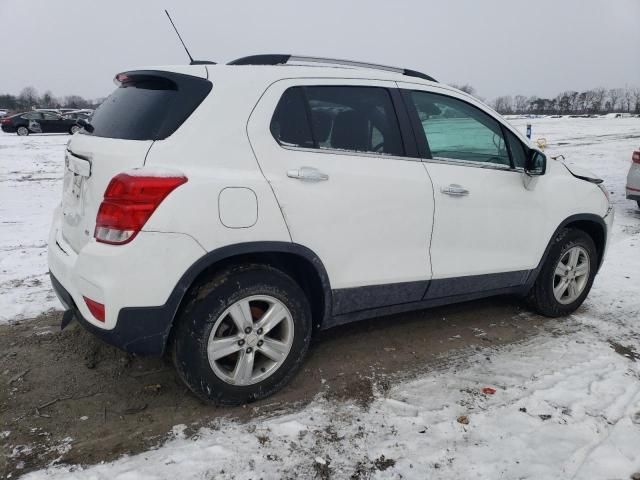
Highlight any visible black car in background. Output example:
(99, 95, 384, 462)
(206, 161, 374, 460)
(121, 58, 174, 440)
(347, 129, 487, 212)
(0, 111, 82, 135)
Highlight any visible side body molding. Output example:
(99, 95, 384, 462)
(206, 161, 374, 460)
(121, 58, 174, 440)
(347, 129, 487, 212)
(79, 214, 606, 356)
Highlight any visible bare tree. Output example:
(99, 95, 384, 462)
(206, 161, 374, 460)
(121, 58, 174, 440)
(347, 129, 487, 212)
(632, 88, 640, 114)
(492, 96, 514, 114)
(590, 87, 606, 113)
(18, 86, 38, 110)
(514, 95, 528, 114)
(622, 87, 634, 112)
(608, 88, 624, 112)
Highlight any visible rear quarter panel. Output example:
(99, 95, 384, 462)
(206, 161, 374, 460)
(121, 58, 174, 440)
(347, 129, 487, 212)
(142, 73, 291, 250)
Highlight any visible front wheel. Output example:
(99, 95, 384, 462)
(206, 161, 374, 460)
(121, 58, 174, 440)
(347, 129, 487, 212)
(69, 125, 80, 134)
(527, 228, 598, 317)
(16, 126, 29, 136)
(172, 264, 312, 405)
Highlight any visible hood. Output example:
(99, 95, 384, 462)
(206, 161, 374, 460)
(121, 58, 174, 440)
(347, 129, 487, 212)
(563, 163, 603, 184)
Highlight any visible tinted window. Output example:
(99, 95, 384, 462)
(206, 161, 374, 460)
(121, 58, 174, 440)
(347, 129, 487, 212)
(85, 71, 212, 141)
(409, 91, 510, 166)
(305, 86, 404, 156)
(42, 113, 61, 120)
(270, 88, 314, 148)
(22, 112, 43, 120)
(270, 86, 404, 157)
(505, 129, 527, 168)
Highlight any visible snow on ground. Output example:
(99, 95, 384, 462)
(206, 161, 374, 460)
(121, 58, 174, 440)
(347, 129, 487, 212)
(0, 133, 68, 322)
(3, 118, 640, 479)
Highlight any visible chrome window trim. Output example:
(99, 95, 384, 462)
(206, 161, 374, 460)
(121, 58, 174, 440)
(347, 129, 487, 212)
(424, 156, 522, 173)
(278, 143, 422, 163)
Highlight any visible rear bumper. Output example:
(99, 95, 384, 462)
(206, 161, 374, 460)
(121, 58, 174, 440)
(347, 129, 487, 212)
(48, 209, 206, 355)
(626, 189, 640, 202)
(51, 273, 174, 355)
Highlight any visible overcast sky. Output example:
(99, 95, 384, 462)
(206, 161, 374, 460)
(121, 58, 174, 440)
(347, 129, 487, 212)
(2, 0, 639, 100)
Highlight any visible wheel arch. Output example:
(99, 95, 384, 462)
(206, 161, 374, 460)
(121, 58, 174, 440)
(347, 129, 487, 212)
(156, 242, 332, 353)
(525, 213, 607, 290)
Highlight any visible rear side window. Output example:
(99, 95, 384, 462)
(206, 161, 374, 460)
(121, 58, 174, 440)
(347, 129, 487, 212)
(22, 112, 43, 120)
(408, 91, 510, 167)
(270, 85, 404, 157)
(85, 71, 212, 141)
(270, 88, 314, 148)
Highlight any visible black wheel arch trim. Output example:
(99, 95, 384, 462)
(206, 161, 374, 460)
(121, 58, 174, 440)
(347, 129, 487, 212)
(524, 213, 607, 289)
(120, 241, 332, 355)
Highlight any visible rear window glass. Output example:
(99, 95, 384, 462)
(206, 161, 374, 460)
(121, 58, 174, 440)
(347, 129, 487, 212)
(84, 71, 212, 141)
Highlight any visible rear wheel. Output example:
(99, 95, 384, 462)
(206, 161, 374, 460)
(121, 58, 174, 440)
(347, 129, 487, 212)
(527, 228, 598, 317)
(16, 126, 29, 136)
(172, 264, 312, 405)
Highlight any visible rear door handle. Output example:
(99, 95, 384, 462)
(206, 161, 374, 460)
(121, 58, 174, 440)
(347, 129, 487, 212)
(441, 184, 469, 196)
(287, 166, 329, 182)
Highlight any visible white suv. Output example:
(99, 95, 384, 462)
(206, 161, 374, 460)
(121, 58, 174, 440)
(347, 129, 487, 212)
(48, 55, 613, 405)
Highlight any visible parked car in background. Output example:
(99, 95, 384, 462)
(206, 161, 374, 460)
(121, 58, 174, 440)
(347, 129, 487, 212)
(48, 56, 613, 405)
(0, 109, 8, 118)
(627, 149, 640, 208)
(62, 110, 93, 121)
(1, 111, 82, 135)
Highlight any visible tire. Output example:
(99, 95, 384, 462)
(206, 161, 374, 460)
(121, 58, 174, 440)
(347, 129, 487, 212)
(172, 264, 312, 405)
(69, 125, 80, 134)
(527, 228, 598, 317)
(16, 126, 29, 136)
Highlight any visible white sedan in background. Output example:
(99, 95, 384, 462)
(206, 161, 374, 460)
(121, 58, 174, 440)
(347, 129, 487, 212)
(627, 149, 640, 208)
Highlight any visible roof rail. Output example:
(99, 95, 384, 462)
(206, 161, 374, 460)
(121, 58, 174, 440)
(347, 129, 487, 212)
(227, 54, 437, 82)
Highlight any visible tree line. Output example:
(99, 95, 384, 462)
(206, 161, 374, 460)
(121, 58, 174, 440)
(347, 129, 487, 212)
(491, 87, 640, 116)
(0, 86, 103, 112)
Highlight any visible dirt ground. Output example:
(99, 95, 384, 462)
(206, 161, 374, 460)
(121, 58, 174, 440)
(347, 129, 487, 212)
(1, 297, 553, 478)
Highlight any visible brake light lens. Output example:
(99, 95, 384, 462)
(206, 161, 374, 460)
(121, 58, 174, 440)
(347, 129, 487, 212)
(94, 172, 187, 245)
(633, 150, 640, 164)
(0, 118, 11, 125)
(83, 296, 105, 322)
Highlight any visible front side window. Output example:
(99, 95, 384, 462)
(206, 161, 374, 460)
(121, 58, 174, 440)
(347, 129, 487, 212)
(504, 129, 527, 169)
(42, 112, 61, 120)
(270, 86, 404, 157)
(408, 91, 510, 167)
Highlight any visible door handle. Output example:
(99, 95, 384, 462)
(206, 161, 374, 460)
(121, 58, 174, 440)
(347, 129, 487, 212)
(441, 184, 469, 196)
(287, 166, 329, 182)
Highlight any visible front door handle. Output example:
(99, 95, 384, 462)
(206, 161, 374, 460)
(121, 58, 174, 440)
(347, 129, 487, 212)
(441, 184, 470, 196)
(287, 166, 329, 182)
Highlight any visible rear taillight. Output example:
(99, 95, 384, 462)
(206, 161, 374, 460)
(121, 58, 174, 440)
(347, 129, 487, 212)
(633, 151, 640, 164)
(0, 118, 11, 125)
(94, 172, 187, 245)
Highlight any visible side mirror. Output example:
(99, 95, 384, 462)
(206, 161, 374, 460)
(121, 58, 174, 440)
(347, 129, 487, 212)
(77, 118, 94, 133)
(525, 149, 546, 176)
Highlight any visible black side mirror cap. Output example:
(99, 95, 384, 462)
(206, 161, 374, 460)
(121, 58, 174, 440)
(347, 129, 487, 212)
(77, 118, 94, 133)
(525, 149, 546, 176)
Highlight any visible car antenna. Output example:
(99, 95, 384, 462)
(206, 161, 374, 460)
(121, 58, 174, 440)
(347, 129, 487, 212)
(164, 10, 215, 65)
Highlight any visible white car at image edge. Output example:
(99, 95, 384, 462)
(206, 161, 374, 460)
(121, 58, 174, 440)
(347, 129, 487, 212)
(627, 149, 640, 208)
(48, 55, 614, 405)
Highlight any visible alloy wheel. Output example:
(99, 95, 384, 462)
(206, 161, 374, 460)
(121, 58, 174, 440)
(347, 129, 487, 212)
(207, 295, 294, 386)
(552, 246, 590, 305)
